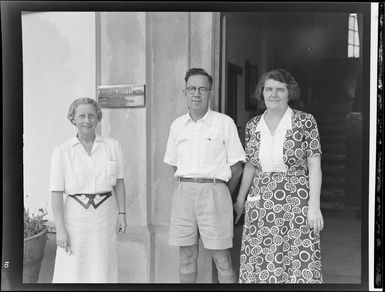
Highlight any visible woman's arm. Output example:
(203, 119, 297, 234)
(114, 178, 127, 233)
(234, 162, 256, 224)
(307, 155, 324, 234)
(51, 191, 71, 254)
(228, 161, 244, 195)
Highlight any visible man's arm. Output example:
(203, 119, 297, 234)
(227, 161, 244, 195)
(224, 117, 246, 195)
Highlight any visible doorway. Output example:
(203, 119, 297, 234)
(221, 4, 370, 284)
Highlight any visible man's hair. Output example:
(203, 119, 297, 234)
(184, 68, 213, 88)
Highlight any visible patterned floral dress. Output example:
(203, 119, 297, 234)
(239, 109, 323, 283)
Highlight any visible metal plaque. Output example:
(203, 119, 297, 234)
(97, 84, 145, 108)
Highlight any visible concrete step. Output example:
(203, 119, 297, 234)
(322, 153, 346, 165)
(322, 143, 346, 152)
(318, 124, 347, 134)
(322, 188, 345, 199)
(323, 165, 346, 176)
(322, 160, 346, 168)
(321, 205, 361, 220)
(322, 175, 345, 187)
(313, 110, 349, 118)
(311, 101, 352, 111)
(321, 200, 344, 210)
(316, 118, 347, 126)
(320, 138, 348, 147)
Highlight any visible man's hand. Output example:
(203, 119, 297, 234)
(233, 199, 245, 225)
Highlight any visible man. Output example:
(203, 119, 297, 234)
(163, 68, 246, 283)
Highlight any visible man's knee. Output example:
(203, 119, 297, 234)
(211, 249, 237, 283)
(212, 250, 232, 270)
(180, 245, 198, 266)
(179, 245, 199, 283)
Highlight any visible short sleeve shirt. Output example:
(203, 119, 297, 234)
(49, 134, 124, 195)
(163, 109, 246, 182)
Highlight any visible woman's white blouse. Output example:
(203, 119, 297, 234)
(256, 107, 293, 172)
(49, 135, 124, 195)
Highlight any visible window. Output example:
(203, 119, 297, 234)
(348, 13, 360, 58)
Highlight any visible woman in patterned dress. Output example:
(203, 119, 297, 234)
(234, 69, 324, 283)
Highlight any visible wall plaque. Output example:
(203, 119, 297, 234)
(97, 84, 145, 108)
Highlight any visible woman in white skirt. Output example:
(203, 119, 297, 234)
(49, 97, 127, 283)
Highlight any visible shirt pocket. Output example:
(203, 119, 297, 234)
(201, 132, 225, 164)
(106, 160, 117, 186)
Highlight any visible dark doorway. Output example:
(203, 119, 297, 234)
(226, 62, 243, 125)
(221, 3, 370, 285)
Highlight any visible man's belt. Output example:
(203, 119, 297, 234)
(177, 177, 226, 184)
(69, 192, 112, 209)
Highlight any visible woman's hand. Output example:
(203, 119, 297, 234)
(56, 228, 72, 255)
(307, 204, 324, 234)
(233, 198, 245, 225)
(116, 214, 127, 233)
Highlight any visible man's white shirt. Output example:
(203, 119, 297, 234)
(164, 108, 246, 182)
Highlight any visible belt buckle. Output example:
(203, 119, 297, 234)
(70, 192, 111, 209)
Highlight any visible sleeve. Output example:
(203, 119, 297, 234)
(244, 117, 260, 167)
(244, 120, 252, 162)
(48, 146, 65, 192)
(225, 118, 246, 166)
(115, 140, 125, 179)
(303, 114, 322, 157)
(163, 123, 178, 166)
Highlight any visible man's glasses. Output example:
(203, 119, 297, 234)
(185, 86, 211, 95)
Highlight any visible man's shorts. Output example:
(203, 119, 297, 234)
(168, 181, 233, 250)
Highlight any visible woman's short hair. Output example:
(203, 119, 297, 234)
(67, 97, 103, 124)
(184, 68, 213, 88)
(255, 68, 304, 110)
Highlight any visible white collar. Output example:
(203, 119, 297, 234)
(182, 108, 213, 126)
(256, 107, 292, 134)
(70, 133, 103, 147)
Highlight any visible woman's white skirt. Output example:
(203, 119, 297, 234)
(52, 194, 118, 283)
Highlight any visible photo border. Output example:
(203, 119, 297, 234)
(2, 1, 380, 291)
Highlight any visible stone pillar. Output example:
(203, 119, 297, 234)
(147, 12, 219, 283)
(98, 11, 220, 283)
(98, 12, 150, 283)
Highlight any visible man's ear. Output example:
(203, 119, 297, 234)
(209, 90, 214, 100)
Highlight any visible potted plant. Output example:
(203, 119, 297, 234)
(23, 207, 48, 283)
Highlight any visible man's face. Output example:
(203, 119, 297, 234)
(184, 75, 211, 116)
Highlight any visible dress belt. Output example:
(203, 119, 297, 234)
(69, 192, 112, 209)
(178, 177, 226, 184)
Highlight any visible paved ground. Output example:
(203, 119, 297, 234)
(1, 216, 361, 288)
